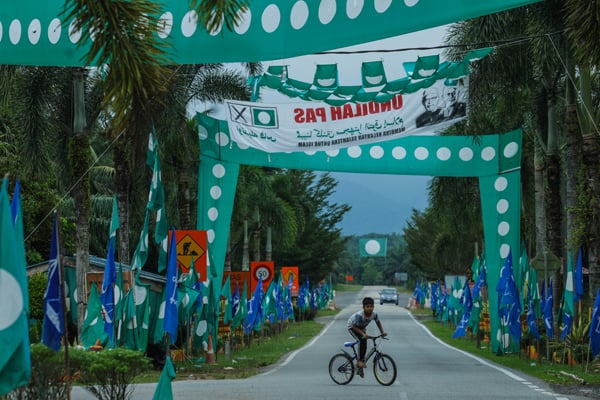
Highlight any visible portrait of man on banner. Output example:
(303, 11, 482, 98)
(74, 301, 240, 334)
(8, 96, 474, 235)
(442, 85, 467, 120)
(416, 88, 444, 128)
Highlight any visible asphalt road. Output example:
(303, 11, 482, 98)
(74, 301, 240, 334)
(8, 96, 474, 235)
(71, 286, 589, 400)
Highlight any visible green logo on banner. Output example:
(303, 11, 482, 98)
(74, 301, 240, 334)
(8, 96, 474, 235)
(252, 107, 278, 128)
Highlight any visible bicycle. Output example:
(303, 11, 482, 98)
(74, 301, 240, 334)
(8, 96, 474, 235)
(328, 334, 397, 386)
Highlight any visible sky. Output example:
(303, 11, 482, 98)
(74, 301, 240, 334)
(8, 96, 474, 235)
(260, 25, 448, 236)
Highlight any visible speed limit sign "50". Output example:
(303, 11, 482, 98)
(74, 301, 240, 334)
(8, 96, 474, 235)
(250, 261, 274, 292)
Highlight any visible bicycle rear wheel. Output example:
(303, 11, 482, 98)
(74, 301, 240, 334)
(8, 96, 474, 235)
(373, 353, 397, 386)
(328, 353, 355, 385)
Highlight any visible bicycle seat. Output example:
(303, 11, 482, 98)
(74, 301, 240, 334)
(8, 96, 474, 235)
(344, 341, 358, 347)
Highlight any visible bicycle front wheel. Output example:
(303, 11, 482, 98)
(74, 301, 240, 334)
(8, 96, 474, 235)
(373, 353, 397, 386)
(328, 353, 355, 385)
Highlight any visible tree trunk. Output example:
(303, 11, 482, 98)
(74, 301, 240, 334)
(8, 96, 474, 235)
(69, 133, 91, 339)
(534, 140, 547, 256)
(583, 132, 600, 298)
(564, 103, 580, 252)
(242, 220, 249, 271)
(577, 65, 600, 299)
(71, 72, 90, 340)
(265, 226, 272, 261)
(545, 99, 563, 313)
(224, 233, 232, 272)
(177, 162, 196, 230)
(113, 140, 130, 265)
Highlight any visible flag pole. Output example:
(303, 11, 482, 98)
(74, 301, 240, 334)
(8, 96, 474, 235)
(165, 333, 171, 364)
(55, 211, 71, 400)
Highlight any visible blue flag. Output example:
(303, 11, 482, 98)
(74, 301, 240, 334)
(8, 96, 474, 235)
(452, 279, 472, 338)
(452, 310, 471, 338)
(461, 279, 473, 312)
(100, 238, 116, 345)
(574, 248, 584, 303)
(243, 278, 263, 335)
(589, 289, 600, 357)
(526, 298, 540, 340)
(163, 227, 178, 344)
(497, 250, 521, 342)
(42, 213, 65, 351)
(543, 280, 553, 339)
(231, 282, 240, 317)
(472, 265, 487, 299)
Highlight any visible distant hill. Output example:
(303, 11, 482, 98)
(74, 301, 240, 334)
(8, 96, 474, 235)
(329, 172, 430, 236)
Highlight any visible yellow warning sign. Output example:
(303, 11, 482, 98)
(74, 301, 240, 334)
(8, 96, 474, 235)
(174, 230, 207, 278)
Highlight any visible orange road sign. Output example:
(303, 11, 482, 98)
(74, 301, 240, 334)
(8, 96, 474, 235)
(250, 261, 274, 293)
(175, 230, 207, 278)
(281, 266, 299, 295)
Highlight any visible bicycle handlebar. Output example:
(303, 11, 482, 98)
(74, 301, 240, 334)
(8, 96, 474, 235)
(369, 334, 389, 341)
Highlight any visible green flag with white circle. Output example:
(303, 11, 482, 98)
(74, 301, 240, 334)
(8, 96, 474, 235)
(359, 238, 387, 257)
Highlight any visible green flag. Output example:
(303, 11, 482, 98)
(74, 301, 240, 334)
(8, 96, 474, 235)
(109, 195, 119, 240)
(148, 152, 165, 212)
(131, 210, 150, 270)
(561, 250, 575, 340)
(221, 275, 232, 325)
(64, 267, 78, 324)
(157, 234, 168, 274)
(80, 283, 106, 349)
(147, 128, 158, 168)
(0, 181, 31, 395)
(134, 275, 151, 352)
(152, 356, 176, 400)
(359, 238, 387, 257)
(122, 289, 139, 350)
(151, 287, 167, 345)
(470, 256, 480, 281)
(114, 264, 125, 346)
(178, 285, 200, 326)
(564, 251, 575, 317)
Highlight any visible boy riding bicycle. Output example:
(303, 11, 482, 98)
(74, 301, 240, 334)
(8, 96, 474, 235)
(347, 297, 387, 374)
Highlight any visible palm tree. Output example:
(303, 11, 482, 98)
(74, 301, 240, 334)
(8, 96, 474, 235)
(63, 1, 257, 272)
(564, 0, 600, 296)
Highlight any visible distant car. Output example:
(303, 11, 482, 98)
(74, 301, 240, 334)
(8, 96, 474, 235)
(379, 288, 399, 305)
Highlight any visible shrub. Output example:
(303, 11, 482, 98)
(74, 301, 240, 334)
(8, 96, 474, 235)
(77, 348, 151, 400)
(2, 343, 84, 400)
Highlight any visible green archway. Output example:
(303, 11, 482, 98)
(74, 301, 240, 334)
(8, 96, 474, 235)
(196, 113, 522, 353)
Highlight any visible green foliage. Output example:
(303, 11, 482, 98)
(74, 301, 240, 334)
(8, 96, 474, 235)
(3, 343, 85, 400)
(77, 348, 151, 400)
(2, 346, 149, 400)
(268, 170, 350, 283)
(361, 259, 381, 285)
(27, 272, 47, 325)
(337, 233, 408, 286)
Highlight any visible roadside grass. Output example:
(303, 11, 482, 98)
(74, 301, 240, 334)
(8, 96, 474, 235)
(132, 283, 350, 383)
(135, 312, 337, 382)
(410, 306, 600, 386)
(334, 283, 362, 292)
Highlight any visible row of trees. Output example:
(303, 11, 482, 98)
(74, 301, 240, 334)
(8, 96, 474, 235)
(336, 234, 412, 286)
(403, 1, 600, 310)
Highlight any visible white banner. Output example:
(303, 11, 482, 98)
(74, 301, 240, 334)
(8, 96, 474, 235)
(226, 80, 467, 153)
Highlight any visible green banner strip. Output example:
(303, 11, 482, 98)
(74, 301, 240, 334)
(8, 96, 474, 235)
(1, 0, 540, 66)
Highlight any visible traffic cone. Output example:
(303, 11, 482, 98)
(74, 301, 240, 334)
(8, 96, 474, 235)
(206, 334, 216, 364)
